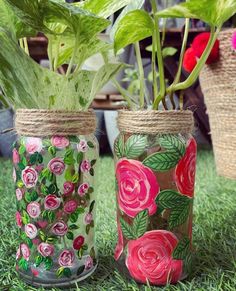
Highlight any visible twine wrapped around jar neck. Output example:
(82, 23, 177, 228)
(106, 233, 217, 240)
(15, 109, 97, 137)
(117, 110, 194, 135)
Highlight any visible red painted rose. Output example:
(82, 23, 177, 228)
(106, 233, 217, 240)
(48, 158, 65, 176)
(63, 182, 75, 196)
(51, 221, 68, 236)
(44, 195, 61, 210)
(27, 202, 41, 219)
(51, 136, 70, 149)
(73, 235, 85, 250)
(38, 242, 54, 257)
(22, 166, 38, 188)
(58, 250, 75, 267)
(175, 138, 197, 197)
(126, 230, 183, 286)
(13, 149, 20, 164)
(16, 211, 22, 228)
(116, 158, 160, 218)
(64, 200, 77, 214)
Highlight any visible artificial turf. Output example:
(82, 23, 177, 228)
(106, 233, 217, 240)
(0, 150, 236, 291)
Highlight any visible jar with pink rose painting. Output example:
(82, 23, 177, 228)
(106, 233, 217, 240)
(114, 110, 197, 286)
(13, 109, 98, 288)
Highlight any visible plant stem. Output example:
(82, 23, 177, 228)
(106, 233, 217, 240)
(19, 38, 24, 50)
(48, 37, 53, 71)
(0, 93, 9, 108)
(152, 32, 158, 103)
(66, 36, 79, 77)
(112, 78, 134, 109)
(134, 42, 145, 109)
(23, 38, 29, 56)
(151, 0, 166, 110)
(167, 26, 220, 93)
(53, 38, 60, 72)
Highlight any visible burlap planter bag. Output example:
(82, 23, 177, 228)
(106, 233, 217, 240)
(113, 110, 197, 286)
(13, 109, 99, 288)
(200, 29, 236, 180)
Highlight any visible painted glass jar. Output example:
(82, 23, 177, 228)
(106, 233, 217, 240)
(114, 110, 196, 286)
(13, 109, 98, 288)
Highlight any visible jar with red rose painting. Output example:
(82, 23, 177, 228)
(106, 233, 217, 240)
(13, 109, 98, 288)
(114, 110, 196, 286)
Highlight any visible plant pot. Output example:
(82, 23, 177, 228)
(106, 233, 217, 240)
(0, 108, 16, 158)
(200, 29, 236, 180)
(13, 109, 98, 288)
(113, 110, 196, 286)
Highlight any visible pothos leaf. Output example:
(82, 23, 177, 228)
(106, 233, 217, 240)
(114, 10, 154, 53)
(156, 0, 236, 28)
(124, 134, 147, 159)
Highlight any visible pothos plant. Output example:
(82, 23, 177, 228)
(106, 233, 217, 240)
(0, 0, 136, 110)
(113, 0, 236, 110)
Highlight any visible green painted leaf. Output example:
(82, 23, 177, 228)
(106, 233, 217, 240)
(21, 156, 27, 167)
(88, 187, 94, 194)
(18, 257, 28, 271)
(25, 238, 33, 249)
(39, 231, 46, 242)
(70, 213, 79, 223)
(25, 191, 38, 203)
(133, 209, 148, 238)
(82, 244, 88, 251)
(63, 267, 72, 278)
(90, 247, 96, 259)
(69, 224, 79, 230)
(35, 255, 44, 267)
(19, 145, 26, 155)
(86, 225, 91, 235)
(48, 211, 56, 223)
(173, 237, 191, 260)
(143, 151, 181, 172)
(157, 190, 191, 209)
(114, 135, 124, 159)
(114, 10, 154, 53)
(156, 0, 236, 28)
(22, 210, 30, 225)
(48, 184, 57, 194)
(169, 201, 191, 230)
(77, 265, 85, 276)
(44, 257, 53, 271)
(18, 162, 26, 171)
(89, 168, 94, 177)
(46, 236, 57, 244)
(66, 231, 74, 240)
(120, 217, 136, 240)
(124, 135, 147, 159)
(159, 134, 186, 157)
(72, 174, 79, 183)
(41, 185, 49, 195)
(64, 149, 75, 165)
(75, 207, 85, 215)
(69, 136, 80, 143)
(78, 248, 84, 259)
(91, 159, 97, 167)
(89, 200, 96, 213)
(87, 141, 95, 148)
(56, 266, 65, 278)
(65, 168, 73, 182)
(48, 146, 56, 156)
(77, 152, 83, 164)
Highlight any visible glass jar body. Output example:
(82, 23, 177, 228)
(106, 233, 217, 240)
(13, 134, 98, 288)
(114, 132, 197, 286)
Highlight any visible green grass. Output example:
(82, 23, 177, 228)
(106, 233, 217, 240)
(1, 151, 236, 291)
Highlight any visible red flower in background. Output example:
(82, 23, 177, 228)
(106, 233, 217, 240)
(192, 32, 220, 64)
(183, 48, 197, 73)
(175, 138, 197, 198)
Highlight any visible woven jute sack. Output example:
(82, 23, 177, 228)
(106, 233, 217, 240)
(200, 29, 236, 179)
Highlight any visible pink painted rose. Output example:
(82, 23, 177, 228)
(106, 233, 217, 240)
(25, 137, 43, 154)
(13, 149, 20, 164)
(38, 242, 54, 257)
(35, 164, 44, 173)
(44, 195, 61, 210)
(77, 140, 88, 152)
(58, 250, 75, 267)
(175, 138, 197, 198)
(78, 183, 89, 197)
(84, 213, 93, 225)
(16, 246, 21, 260)
(80, 160, 91, 173)
(31, 268, 39, 277)
(25, 223, 38, 239)
(63, 182, 75, 196)
(64, 200, 77, 214)
(116, 158, 160, 218)
(13, 168, 17, 183)
(114, 220, 124, 261)
(32, 238, 40, 245)
(48, 158, 65, 176)
(22, 166, 38, 188)
(51, 136, 70, 149)
(37, 220, 48, 229)
(27, 202, 41, 219)
(126, 230, 183, 286)
(85, 256, 93, 270)
(21, 243, 30, 261)
(16, 211, 22, 228)
(73, 235, 85, 250)
(51, 221, 68, 236)
(16, 188, 24, 201)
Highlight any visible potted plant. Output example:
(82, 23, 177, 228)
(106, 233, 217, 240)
(0, 0, 134, 287)
(112, 0, 236, 286)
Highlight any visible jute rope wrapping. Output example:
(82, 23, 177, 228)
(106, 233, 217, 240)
(200, 29, 236, 179)
(15, 109, 97, 137)
(118, 110, 194, 135)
